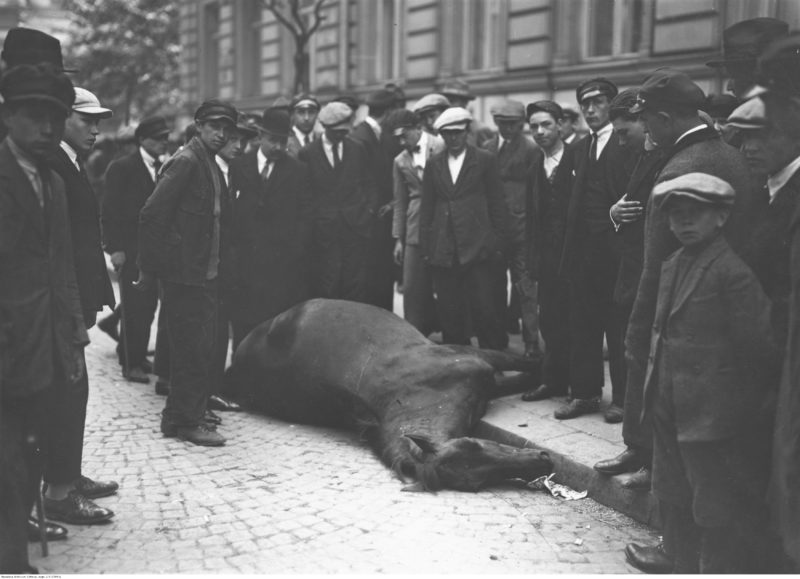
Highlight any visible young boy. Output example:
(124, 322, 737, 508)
(643, 172, 779, 573)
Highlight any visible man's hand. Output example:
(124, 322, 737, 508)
(69, 346, 85, 383)
(110, 251, 126, 272)
(133, 270, 156, 292)
(610, 198, 644, 225)
(378, 203, 393, 219)
(393, 239, 404, 265)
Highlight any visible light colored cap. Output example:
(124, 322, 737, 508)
(725, 96, 767, 130)
(412, 93, 450, 114)
(654, 172, 735, 207)
(432, 107, 472, 132)
(318, 101, 353, 128)
(490, 99, 525, 120)
(72, 87, 112, 118)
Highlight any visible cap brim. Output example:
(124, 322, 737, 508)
(438, 123, 469, 132)
(663, 190, 732, 206)
(628, 102, 646, 114)
(73, 107, 113, 118)
(198, 114, 236, 125)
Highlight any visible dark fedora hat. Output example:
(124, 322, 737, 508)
(2, 27, 75, 72)
(0, 62, 75, 113)
(257, 107, 291, 138)
(707, 17, 789, 68)
(135, 116, 171, 141)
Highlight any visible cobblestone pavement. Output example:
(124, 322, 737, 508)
(29, 322, 657, 574)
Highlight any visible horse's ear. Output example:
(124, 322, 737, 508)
(405, 434, 439, 455)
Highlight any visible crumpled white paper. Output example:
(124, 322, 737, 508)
(527, 473, 588, 500)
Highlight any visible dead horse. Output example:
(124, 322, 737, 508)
(227, 298, 553, 492)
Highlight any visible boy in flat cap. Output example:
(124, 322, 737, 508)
(102, 115, 170, 387)
(351, 89, 398, 311)
(0, 63, 87, 573)
(287, 93, 320, 157)
(299, 101, 377, 303)
(420, 107, 510, 350)
(43, 87, 118, 527)
(481, 100, 539, 355)
(138, 99, 238, 447)
(641, 173, 777, 573)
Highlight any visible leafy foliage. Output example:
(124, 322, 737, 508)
(64, 0, 182, 124)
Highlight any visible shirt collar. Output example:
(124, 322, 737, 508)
(257, 147, 269, 174)
(365, 116, 382, 139)
(215, 155, 229, 174)
(594, 122, 613, 139)
(545, 140, 564, 160)
(60, 141, 80, 169)
(293, 125, 312, 143)
(140, 146, 157, 167)
(674, 123, 707, 146)
(768, 155, 800, 202)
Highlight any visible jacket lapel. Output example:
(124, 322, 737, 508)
(453, 147, 477, 191)
(0, 141, 46, 238)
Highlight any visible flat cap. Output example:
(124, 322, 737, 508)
(290, 93, 319, 111)
(707, 17, 789, 68)
(0, 62, 74, 113)
(234, 110, 259, 138)
(432, 107, 472, 132)
(609, 88, 639, 118)
(332, 94, 360, 112)
(366, 89, 396, 109)
(630, 69, 705, 113)
(385, 109, 420, 135)
(490, 99, 525, 120)
(318, 101, 354, 128)
(135, 116, 170, 140)
(438, 79, 474, 100)
(2, 27, 75, 72)
(195, 99, 237, 125)
(257, 107, 291, 138)
(576, 77, 618, 104)
(526, 100, 563, 121)
(72, 87, 112, 118)
(725, 96, 767, 130)
(412, 93, 450, 114)
(702, 93, 741, 119)
(655, 172, 735, 207)
(753, 31, 800, 97)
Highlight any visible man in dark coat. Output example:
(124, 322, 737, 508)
(350, 89, 397, 311)
(299, 101, 377, 303)
(420, 107, 510, 350)
(102, 116, 170, 383)
(0, 63, 88, 574)
(43, 87, 117, 527)
(481, 100, 540, 356)
(558, 77, 632, 422)
(621, 69, 758, 574)
(138, 100, 238, 447)
(521, 101, 575, 401)
(228, 107, 313, 349)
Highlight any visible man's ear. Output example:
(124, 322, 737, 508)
(716, 207, 731, 228)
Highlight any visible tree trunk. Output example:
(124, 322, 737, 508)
(294, 47, 309, 95)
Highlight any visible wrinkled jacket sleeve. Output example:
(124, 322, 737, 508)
(392, 157, 408, 242)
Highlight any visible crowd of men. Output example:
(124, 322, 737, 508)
(2, 15, 800, 575)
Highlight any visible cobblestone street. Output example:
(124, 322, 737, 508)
(29, 321, 657, 574)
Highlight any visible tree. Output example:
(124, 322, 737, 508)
(64, 0, 182, 124)
(261, 0, 326, 95)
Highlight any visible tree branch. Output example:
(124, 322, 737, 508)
(290, 0, 307, 38)
(307, 0, 326, 37)
(261, 0, 300, 37)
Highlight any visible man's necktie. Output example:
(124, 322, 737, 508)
(332, 143, 341, 168)
(498, 140, 508, 157)
(261, 161, 272, 184)
(410, 145, 421, 153)
(303, 134, 310, 148)
(153, 159, 162, 176)
(589, 133, 598, 161)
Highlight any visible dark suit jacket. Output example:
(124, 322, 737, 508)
(560, 131, 629, 276)
(481, 133, 538, 244)
(420, 144, 510, 267)
(0, 139, 88, 398)
(228, 150, 313, 323)
(102, 149, 156, 261)
(643, 235, 777, 442)
(298, 137, 377, 240)
(139, 136, 226, 285)
(50, 147, 115, 324)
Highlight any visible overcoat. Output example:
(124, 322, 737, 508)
(228, 150, 313, 324)
(481, 133, 538, 244)
(419, 145, 509, 267)
(50, 147, 115, 324)
(642, 235, 777, 442)
(0, 139, 88, 398)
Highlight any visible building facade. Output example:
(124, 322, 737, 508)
(179, 0, 800, 124)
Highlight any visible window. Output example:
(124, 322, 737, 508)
(462, 0, 504, 72)
(236, 1, 263, 98)
(201, 1, 220, 98)
(586, 0, 643, 58)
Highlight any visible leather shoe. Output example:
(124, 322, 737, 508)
(604, 403, 624, 424)
(521, 383, 565, 402)
(155, 378, 170, 396)
(27, 517, 68, 542)
(625, 542, 673, 574)
(44, 490, 114, 525)
(74, 475, 119, 499)
(97, 315, 119, 342)
(176, 424, 226, 446)
(123, 366, 149, 384)
(140, 359, 153, 373)
(619, 467, 652, 490)
(204, 409, 222, 425)
(594, 447, 642, 475)
(554, 397, 599, 420)
(208, 394, 241, 412)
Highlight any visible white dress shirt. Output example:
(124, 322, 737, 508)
(411, 131, 431, 177)
(768, 155, 800, 204)
(448, 149, 466, 183)
(60, 141, 80, 171)
(591, 122, 614, 160)
(257, 148, 274, 180)
(140, 146, 160, 182)
(293, 125, 313, 148)
(365, 116, 382, 140)
(543, 141, 564, 180)
(215, 155, 230, 187)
